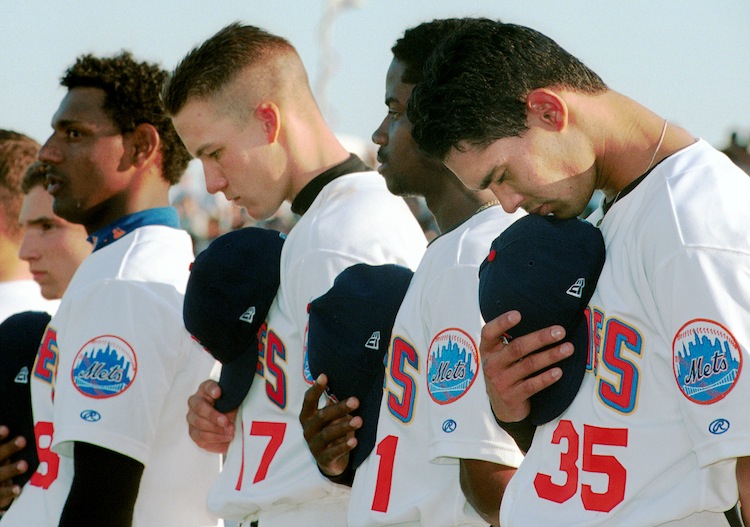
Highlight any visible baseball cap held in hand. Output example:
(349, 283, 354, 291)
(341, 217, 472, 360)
(183, 227, 285, 413)
(307, 263, 413, 469)
(478, 214, 605, 425)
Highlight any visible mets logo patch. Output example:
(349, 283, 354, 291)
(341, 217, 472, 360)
(426, 328, 478, 404)
(672, 319, 742, 404)
(71, 335, 137, 399)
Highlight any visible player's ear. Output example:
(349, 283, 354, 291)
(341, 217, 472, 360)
(128, 123, 160, 168)
(255, 102, 281, 144)
(526, 89, 567, 132)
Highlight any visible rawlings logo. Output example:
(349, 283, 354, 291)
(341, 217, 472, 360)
(80, 409, 102, 422)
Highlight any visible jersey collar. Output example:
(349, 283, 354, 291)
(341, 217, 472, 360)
(291, 154, 370, 216)
(88, 207, 180, 252)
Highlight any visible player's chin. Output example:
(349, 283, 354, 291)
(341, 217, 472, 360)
(381, 170, 407, 197)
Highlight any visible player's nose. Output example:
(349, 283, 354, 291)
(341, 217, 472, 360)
(371, 117, 388, 147)
(38, 135, 63, 165)
(202, 163, 227, 195)
(490, 183, 525, 214)
(19, 232, 41, 262)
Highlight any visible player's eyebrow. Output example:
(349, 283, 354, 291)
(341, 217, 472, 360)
(385, 96, 400, 107)
(480, 169, 499, 190)
(195, 143, 214, 159)
(20, 216, 59, 228)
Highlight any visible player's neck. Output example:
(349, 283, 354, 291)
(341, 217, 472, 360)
(424, 180, 498, 233)
(285, 119, 351, 201)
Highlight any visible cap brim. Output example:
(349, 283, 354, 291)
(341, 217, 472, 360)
(215, 345, 259, 413)
(529, 315, 589, 425)
(350, 374, 385, 470)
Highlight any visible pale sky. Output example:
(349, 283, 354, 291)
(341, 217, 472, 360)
(3, 0, 749, 153)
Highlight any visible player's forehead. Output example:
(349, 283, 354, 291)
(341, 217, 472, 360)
(19, 186, 55, 220)
(52, 87, 114, 130)
(445, 142, 490, 180)
(384, 59, 412, 107)
(172, 97, 228, 157)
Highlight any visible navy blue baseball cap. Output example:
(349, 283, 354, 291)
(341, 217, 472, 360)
(307, 263, 413, 469)
(183, 227, 285, 413)
(0, 310, 50, 486)
(478, 214, 605, 425)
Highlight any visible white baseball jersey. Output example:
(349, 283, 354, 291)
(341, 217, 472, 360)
(206, 167, 426, 525)
(500, 139, 750, 526)
(1, 218, 221, 527)
(348, 205, 526, 527)
(0, 279, 59, 322)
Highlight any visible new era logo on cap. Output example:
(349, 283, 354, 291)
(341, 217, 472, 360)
(365, 331, 381, 350)
(566, 278, 586, 298)
(479, 215, 605, 425)
(240, 307, 257, 324)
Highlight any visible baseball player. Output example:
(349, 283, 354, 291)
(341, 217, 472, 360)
(408, 21, 750, 526)
(0, 52, 220, 527)
(164, 23, 426, 527)
(299, 19, 526, 527)
(0, 131, 59, 322)
(0, 161, 92, 510)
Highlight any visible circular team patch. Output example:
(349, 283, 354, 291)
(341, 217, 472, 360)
(426, 328, 479, 404)
(672, 319, 742, 404)
(71, 335, 137, 399)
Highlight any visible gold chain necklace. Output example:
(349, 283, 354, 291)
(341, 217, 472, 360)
(475, 199, 501, 215)
(610, 119, 668, 208)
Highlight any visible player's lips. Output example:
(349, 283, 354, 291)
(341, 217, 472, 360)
(376, 151, 387, 174)
(31, 270, 47, 283)
(45, 171, 64, 196)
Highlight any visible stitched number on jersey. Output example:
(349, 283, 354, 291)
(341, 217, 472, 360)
(371, 435, 398, 512)
(534, 421, 628, 513)
(264, 330, 287, 409)
(34, 327, 58, 383)
(387, 338, 418, 423)
(236, 421, 287, 489)
(29, 421, 59, 489)
(598, 319, 642, 414)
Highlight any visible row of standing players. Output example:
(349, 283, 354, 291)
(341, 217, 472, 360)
(1, 15, 749, 527)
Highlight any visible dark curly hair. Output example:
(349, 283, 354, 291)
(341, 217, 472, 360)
(408, 22, 607, 160)
(0, 130, 39, 239)
(392, 18, 500, 86)
(62, 52, 191, 185)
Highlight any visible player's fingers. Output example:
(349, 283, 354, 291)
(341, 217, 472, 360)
(188, 387, 233, 428)
(300, 375, 328, 427)
(187, 415, 233, 454)
(198, 379, 222, 401)
(484, 341, 573, 422)
(315, 432, 358, 472)
(303, 397, 360, 445)
(307, 410, 361, 453)
(0, 436, 25, 464)
(480, 310, 522, 354)
(481, 314, 567, 367)
(0, 482, 21, 510)
(0, 458, 27, 486)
